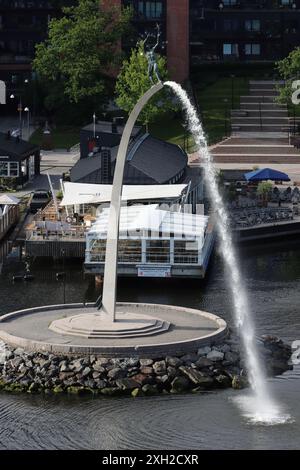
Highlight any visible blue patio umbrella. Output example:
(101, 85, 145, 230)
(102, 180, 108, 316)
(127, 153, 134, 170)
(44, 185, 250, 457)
(244, 168, 290, 182)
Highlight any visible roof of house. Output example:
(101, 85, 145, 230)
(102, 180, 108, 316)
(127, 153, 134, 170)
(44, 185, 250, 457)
(0, 132, 39, 161)
(71, 133, 187, 185)
(81, 120, 142, 149)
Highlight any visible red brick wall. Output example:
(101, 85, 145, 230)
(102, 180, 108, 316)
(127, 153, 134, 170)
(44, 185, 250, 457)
(167, 0, 189, 83)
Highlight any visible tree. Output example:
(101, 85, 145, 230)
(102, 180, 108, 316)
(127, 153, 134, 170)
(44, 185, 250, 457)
(257, 181, 273, 206)
(276, 48, 300, 104)
(115, 40, 174, 129)
(33, 0, 131, 105)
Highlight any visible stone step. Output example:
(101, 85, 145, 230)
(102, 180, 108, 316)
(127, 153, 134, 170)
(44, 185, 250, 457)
(231, 117, 289, 125)
(209, 154, 300, 163)
(240, 96, 277, 103)
(231, 124, 292, 132)
(217, 137, 289, 145)
(231, 131, 289, 138)
(249, 89, 278, 96)
(249, 80, 284, 85)
(232, 110, 288, 118)
(212, 146, 299, 155)
(240, 103, 287, 110)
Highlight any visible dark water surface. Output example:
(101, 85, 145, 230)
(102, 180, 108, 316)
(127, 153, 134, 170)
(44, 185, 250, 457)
(0, 241, 300, 450)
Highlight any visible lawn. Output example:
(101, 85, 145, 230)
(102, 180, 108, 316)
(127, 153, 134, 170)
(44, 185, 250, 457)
(195, 77, 249, 145)
(30, 126, 81, 150)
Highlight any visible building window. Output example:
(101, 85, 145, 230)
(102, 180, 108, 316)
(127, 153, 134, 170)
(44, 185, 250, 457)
(138, 1, 163, 19)
(245, 20, 261, 32)
(223, 0, 237, 5)
(9, 162, 19, 177)
(224, 19, 239, 32)
(281, 0, 293, 5)
(146, 240, 170, 264)
(245, 44, 261, 55)
(0, 162, 8, 177)
(223, 43, 238, 56)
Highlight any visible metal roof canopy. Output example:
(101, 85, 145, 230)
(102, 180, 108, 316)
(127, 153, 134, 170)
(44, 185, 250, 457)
(88, 204, 208, 239)
(60, 182, 188, 206)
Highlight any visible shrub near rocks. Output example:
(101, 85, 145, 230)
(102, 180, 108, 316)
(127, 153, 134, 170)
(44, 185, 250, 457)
(0, 334, 292, 397)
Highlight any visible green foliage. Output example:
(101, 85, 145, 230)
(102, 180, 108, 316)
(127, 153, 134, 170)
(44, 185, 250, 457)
(276, 48, 300, 104)
(115, 40, 174, 127)
(257, 181, 273, 199)
(33, 0, 131, 104)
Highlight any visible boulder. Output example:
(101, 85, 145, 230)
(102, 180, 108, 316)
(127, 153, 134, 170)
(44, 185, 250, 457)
(140, 358, 154, 367)
(166, 357, 182, 368)
(215, 374, 231, 388)
(140, 367, 153, 375)
(179, 366, 213, 387)
(180, 354, 198, 365)
(195, 357, 213, 369)
(142, 384, 159, 395)
(131, 388, 144, 398)
(82, 367, 92, 378)
(224, 351, 239, 364)
(231, 375, 248, 390)
(207, 351, 224, 362)
(107, 368, 126, 380)
(170, 376, 190, 393)
(153, 360, 166, 375)
(197, 346, 211, 356)
(116, 378, 140, 391)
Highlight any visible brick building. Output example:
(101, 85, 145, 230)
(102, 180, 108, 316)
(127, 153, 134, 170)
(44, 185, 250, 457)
(111, 0, 300, 80)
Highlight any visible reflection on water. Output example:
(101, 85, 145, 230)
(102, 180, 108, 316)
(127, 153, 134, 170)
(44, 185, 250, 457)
(0, 240, 300, 449)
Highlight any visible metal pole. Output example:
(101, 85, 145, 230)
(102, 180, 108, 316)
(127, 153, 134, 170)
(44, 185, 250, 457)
(19, 98, 22, 138)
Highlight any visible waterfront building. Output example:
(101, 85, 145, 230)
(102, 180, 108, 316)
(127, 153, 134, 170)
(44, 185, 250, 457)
(0, 131, 40, 188)
(85, 204, 214, 279)
(71, 120, 204, 212)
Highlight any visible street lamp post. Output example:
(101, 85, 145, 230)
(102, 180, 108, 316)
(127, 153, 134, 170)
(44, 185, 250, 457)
(10, 94, 23, 138)
(24, 107, 30, 139)
(224, 98, 229, 137)
(231, 74, 235, 109)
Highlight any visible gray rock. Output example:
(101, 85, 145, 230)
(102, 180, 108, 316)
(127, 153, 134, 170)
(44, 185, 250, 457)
(140, 358, 154, 367)
(207, 350, 224, 362)
(116, 378, 140, 391)
(195, 357, 213, 369)
(153, 360, 166, 375)
(213, 344, 231, 353)
(107, 367, 126, 380)
(140, 366, 153, 375)
(170, 376, 190, 393)
(14, 348, 25, 357)
(179, 366, 212, 386)
(197, 346, 211, 356)
(167, 366, 177, 380)
(142, 384, 159, 395)
(224, 351, 239, 364)
(181, 354, 198, 364)
(166, 356, 182, 368)
(92, 371, 101, 380)
(10, 357, 23, 368)
(60, 362, 70, 372)
(82, 367, 92, 378)
(70, 359, 84, 373)
(215, 374, 231, 388)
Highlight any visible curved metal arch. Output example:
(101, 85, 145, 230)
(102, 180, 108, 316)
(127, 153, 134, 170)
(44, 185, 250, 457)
(101, 82, 164, 321)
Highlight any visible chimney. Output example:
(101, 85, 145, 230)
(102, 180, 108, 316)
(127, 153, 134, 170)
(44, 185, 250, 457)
(100, 149, 111, 184)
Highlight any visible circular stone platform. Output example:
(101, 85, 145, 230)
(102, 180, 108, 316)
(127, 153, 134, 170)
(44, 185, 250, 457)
(0, 303, 227, 358)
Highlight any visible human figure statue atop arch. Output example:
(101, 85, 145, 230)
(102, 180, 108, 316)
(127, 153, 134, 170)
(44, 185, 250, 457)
(143, 24, 162, 84)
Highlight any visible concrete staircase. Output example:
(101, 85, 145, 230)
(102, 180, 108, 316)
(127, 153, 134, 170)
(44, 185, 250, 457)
(204, 80, 300, 164)
(231, 81, 291, 136)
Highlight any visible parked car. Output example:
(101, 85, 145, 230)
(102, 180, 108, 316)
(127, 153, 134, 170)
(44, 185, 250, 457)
(29, 189, 51, 213)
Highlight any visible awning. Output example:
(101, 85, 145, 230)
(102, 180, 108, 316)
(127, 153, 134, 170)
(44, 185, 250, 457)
(60, 182, 188, 206)
(245, 168, 290, 182)
(0, 194, 20, 205)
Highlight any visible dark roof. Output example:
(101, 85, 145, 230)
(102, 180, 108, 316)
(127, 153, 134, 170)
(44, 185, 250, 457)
(71, 133, 188, 185)
(222, 170, 250, 182)
(70, 154, 104, 183)
(0, 132, 39, 161)
(81, 120, 142, 150)
(125, 134, 187, 185)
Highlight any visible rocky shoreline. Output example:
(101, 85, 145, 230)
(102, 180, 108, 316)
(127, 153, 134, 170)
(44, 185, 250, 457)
(0, 333, 292, 397)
